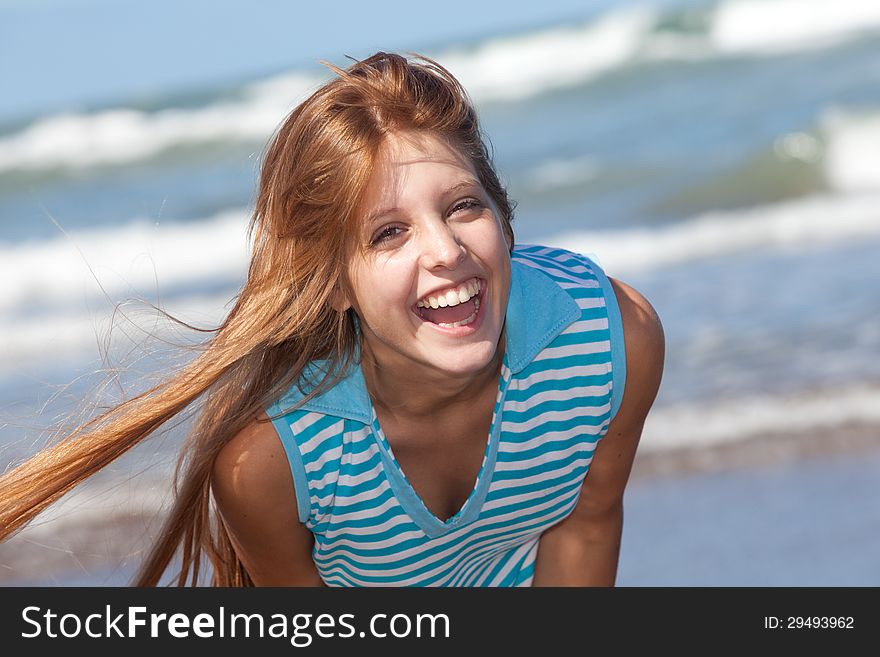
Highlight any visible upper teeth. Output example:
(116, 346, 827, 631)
(417, 278, 481, 309)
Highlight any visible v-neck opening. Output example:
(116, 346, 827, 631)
(367, 359, 512, 539)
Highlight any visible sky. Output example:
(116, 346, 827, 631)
(0, 0, 628, 121)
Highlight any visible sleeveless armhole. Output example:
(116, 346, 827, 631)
(265, 402, 312, 524)
(583, 257, 627, 423)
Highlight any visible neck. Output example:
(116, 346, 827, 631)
(360, 335, 505, 420)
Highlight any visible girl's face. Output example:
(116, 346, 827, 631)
(342, 131, 512, 380)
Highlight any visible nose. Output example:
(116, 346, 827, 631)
(419, 220, 466, 271)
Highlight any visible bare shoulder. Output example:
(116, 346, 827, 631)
(212, 412, 293, 513)
(609, 276, 665, 416)
(212, 412, 322, 586)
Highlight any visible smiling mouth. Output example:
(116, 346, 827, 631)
(414, 278, 484, 329)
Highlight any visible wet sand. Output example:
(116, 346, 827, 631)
(620, 422, 880, 586)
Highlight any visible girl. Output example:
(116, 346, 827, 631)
(0, 52, 664, 586)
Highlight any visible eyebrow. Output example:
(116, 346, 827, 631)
(366, 179, 482, 225)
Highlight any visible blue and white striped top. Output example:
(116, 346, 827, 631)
(266, 245, 626, 586)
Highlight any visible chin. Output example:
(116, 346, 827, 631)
(421, 340, 501, 377)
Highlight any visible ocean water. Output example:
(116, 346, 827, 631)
(1, 0, 879, 583)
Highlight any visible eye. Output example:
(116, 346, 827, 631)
(449, 198, 482, 215)
(370, 225, 405, 245)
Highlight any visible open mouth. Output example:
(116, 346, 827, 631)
(413, 277, 484, 329)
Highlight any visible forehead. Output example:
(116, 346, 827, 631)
(362, 132, 480, 211)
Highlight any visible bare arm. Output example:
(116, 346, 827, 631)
(532, 277, 665, 586)
(212, 411, 324, 586)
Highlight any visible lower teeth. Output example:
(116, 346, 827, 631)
(437, 312, 476, 328)
(432, 295, 481, 329)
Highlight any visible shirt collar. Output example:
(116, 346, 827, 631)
(277, 258, 579, 423)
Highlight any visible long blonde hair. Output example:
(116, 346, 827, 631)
(0, 52, 515, 586)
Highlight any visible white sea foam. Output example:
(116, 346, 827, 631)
(0, 72, 322, 173)
(710, 0, 880, 55)
(0, 291, 234, 370)
(822, 109, 880, 193)
(544, 191, 880, 275)
(1, 208, 250, 312)
(640, 383, 880, 452)
(441, 7, 656, 103)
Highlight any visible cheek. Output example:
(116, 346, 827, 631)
(467, 217, 510, 264)
(351, 260, 415, 317)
